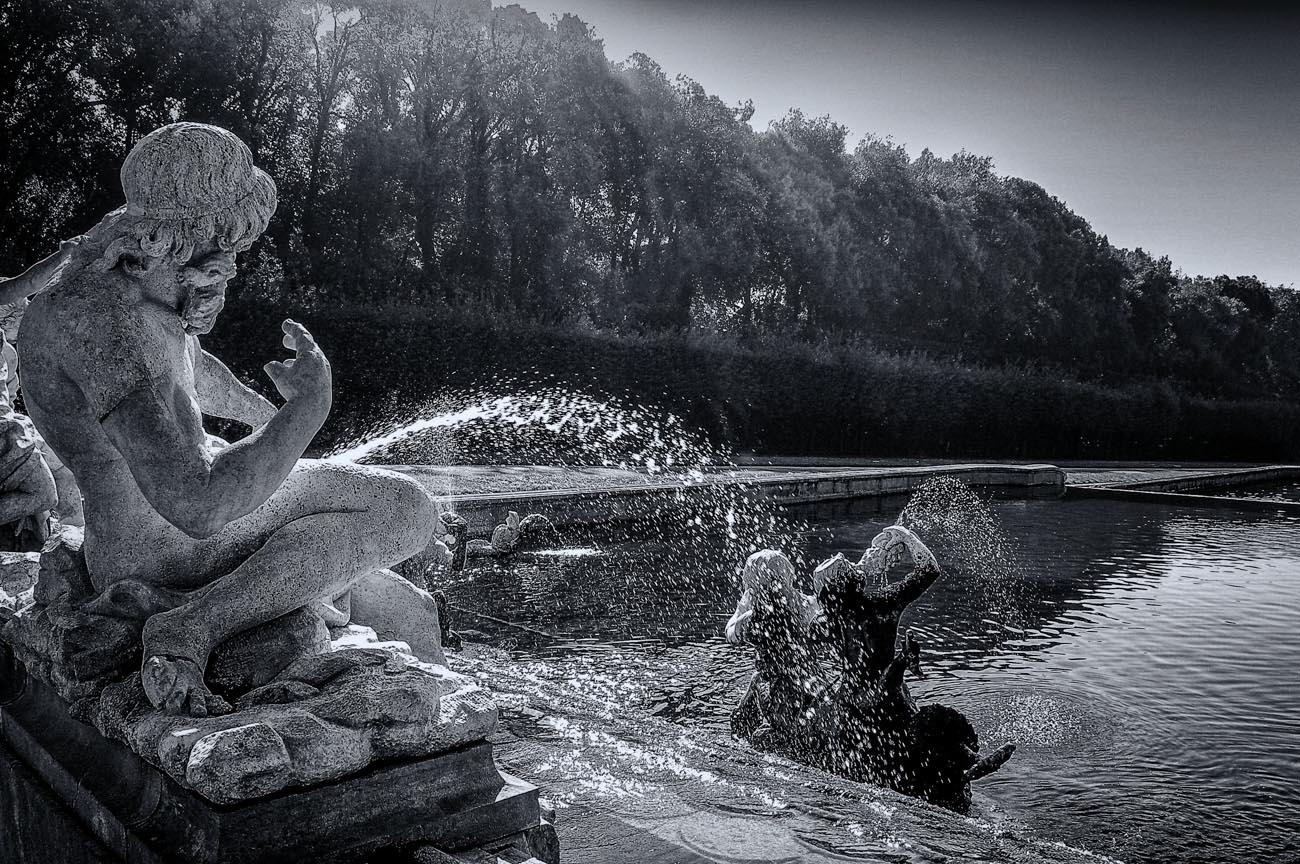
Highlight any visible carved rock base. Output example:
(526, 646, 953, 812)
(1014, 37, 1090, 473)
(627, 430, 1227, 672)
(0, 642, 557, 864)
(4, 598, 497, 805)
(94, 645, 497, 804)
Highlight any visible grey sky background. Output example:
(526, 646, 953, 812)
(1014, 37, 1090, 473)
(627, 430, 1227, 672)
(516, 0, 1300, 287)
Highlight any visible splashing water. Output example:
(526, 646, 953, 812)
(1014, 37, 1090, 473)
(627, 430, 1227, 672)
(986, 692, 1091, 747)
(896, 476, 1026, 618)
(326, 382, 813, 584)
(326, 385, 719, 471)
(335, 392, 1120, 861)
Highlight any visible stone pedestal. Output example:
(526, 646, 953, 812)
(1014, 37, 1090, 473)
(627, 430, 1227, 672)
(0, 643, 558, 863)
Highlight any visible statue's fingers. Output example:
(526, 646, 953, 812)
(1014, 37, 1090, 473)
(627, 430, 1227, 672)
(281, 318, 302, 347)
(282, 319, 316, 352)
(264, 360, 295, 393)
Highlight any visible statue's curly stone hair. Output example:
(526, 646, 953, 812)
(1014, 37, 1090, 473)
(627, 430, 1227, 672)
(84, 122, 277, 272)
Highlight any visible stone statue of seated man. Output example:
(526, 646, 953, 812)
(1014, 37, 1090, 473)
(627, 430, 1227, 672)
(18, 122, 445, 717)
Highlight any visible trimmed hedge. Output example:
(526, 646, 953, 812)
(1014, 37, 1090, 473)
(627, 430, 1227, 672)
(207, 303, 1300, 462)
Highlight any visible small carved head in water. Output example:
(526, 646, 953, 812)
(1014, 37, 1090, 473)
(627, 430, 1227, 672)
(741, 549, 798, 604)
(728, 549, 801, 643)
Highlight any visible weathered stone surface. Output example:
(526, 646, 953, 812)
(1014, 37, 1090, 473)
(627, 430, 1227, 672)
(0, 551, 39, 618)
(185, 723, 293, 802)
(0, 586, 32, 621)
(0, 551, 40, 596)
(86, 637, 496, 805)
(3, 679, 547, 864)
(19, 122, 445, 720)
(2, 597, 142, 707)
(5, 585, 497, 803)
(32, 527, 93, 606)
(207, 607, 330, 697)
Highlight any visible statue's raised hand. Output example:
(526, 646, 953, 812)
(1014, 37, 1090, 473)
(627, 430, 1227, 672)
(879, 525, 939, 571)
(872, 525, 910, 551)
(263, 319, 332, 410)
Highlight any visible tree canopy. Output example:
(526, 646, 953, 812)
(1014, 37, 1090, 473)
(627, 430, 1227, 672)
(3, 0, 1294, 403)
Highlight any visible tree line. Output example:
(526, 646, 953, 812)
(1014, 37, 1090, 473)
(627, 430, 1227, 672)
(3, 0, 1296, 426)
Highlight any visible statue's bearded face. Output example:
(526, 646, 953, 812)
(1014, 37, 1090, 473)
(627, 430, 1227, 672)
(177, 247, 235, 335)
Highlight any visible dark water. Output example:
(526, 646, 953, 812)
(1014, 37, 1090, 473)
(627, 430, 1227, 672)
(441, 498, 1300, 864)
(1217, 480, 1300, 503)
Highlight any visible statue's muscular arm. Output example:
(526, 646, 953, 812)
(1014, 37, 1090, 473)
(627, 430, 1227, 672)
(100, 321, 331, 538)
(192, 341, 276, 427)
(0, 238, 78, 306)
(878, 528, 942, 610)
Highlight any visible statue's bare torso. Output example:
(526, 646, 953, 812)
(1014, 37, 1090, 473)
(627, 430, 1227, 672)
(20, 259, 447, 715)
(20, 265, 202, 588)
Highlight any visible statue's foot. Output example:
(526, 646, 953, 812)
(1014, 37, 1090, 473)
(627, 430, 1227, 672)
(142, 654, 232, 717)
(142, 610, 229, 717)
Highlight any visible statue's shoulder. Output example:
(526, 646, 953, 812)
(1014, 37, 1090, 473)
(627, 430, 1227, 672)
(25, 262, 127, 328)
(22, 266, 178, 419)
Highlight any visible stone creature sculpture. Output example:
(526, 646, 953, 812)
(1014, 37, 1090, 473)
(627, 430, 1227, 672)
(0, 239, 87, 526)
(812, 526, 941, 783)
(0, 399, 56, 552)
(727, 525, 1015, 813)
(724, 550, 824, 757)
(16, 122, 448, 717)
(440, 510, 557, 571)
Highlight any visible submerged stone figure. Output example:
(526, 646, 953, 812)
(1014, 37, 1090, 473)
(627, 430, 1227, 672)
(19, 122, 446, 717)
(725, 549, 824, 757)
(813, 526, 940, 782)
(728, 525, 1015, 813)
(438, 509, 558, 572)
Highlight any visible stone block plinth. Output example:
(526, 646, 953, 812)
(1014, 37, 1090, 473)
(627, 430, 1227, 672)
(0, 643, 557, 864)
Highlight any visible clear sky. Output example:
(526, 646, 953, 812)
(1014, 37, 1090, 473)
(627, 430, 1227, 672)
(515, 0, 1300, 287)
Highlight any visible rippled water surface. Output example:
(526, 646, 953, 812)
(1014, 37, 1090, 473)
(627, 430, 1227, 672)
(442, 498, 1300, 863)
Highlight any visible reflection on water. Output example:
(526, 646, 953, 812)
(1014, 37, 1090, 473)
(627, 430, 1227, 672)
(443, 499, 1300, 864)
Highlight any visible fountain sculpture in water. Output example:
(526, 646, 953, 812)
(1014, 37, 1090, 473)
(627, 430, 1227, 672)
(727, 525, 1015, 813)
(438, 509, 558, 571)
(0, 122, 556, 863)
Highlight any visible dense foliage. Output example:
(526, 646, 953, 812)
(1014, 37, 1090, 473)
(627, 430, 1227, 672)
(3, 0, 1296, 457)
